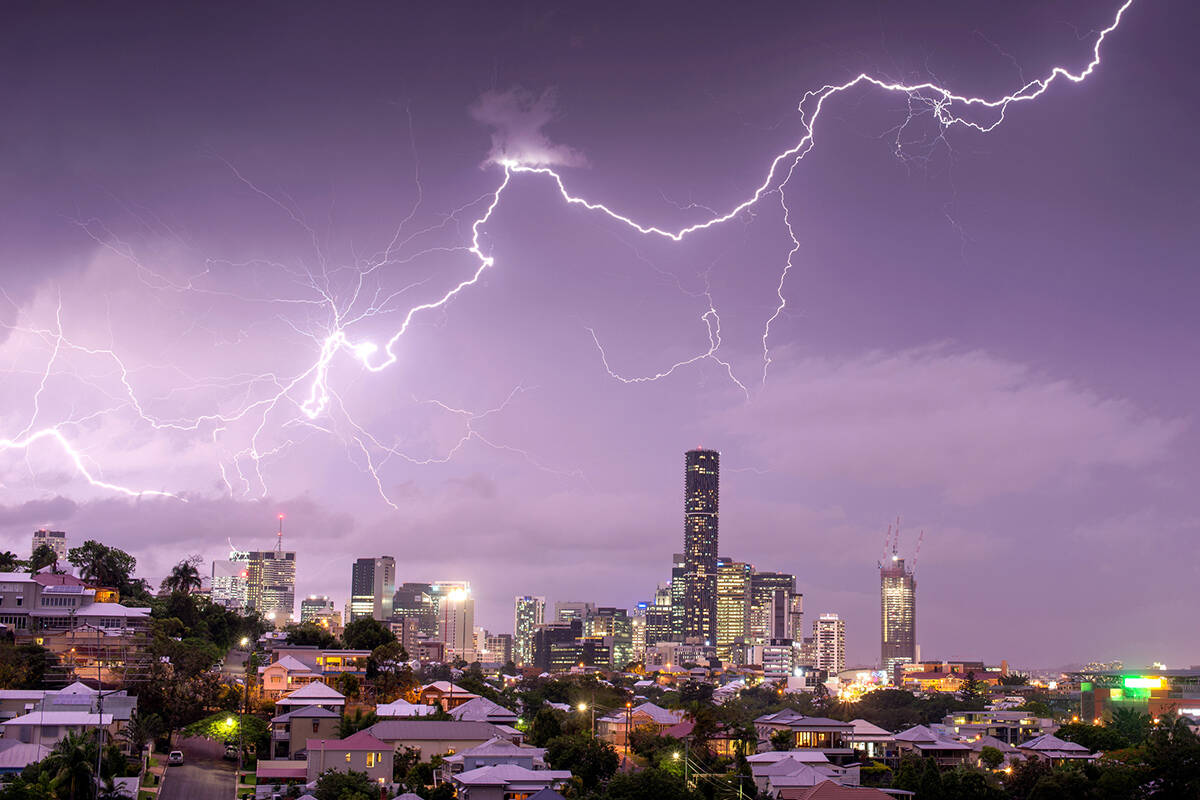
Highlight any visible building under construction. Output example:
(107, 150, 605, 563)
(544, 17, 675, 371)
(880, 522, 918, 679)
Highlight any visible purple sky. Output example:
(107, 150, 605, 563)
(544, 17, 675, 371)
(2, 1, 1197, 669)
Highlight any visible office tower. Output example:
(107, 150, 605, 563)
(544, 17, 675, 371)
(243, 517, 297, 624)
(554, 601, 597, 624)
(683, 448, 720, 644)
(814, 613, 846, 675)
(716, 558, 752, 662)
(481, 633, 512, 665)
(513, 596, 546, 667)
(349, 556, 396, 621)
(532, 620, 582, 671)
(881, 556, 917, 676)
(669, 553, 686, 641)
(211, 550, 249, 609)
(394, 583, 437, 638)
(631, 606, 648, 662)
(750, 572, 799, 642)
(432, 581, 474, 661)
(587, 607, 633, 669)
(300, 595, 341, 632)
(646, 584, 673, 647)
(31, 530, 68, 562)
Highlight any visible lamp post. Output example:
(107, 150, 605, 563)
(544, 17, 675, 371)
(577, 702, 595, 737)
(238, 636, 250, 795)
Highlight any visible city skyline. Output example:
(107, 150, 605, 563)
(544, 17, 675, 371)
(1, 0, 1195, 668)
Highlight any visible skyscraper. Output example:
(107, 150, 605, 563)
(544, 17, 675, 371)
(683, 448, 719, 644)
(814, 613, 846, 676)
(212, 550, 249, 609)
(513, 595, 545, 667)
(880, 556, 916, 676)
(31, 529, 68, 562)
(716, 558, 752, 662)
(349, 556, 396, 621)
(432, 581, 474, 661)
(393, 582, 437, 638)
(669, 553, 686, 641)
(245, 516, 297, 625)
(750, 572, 800, 643)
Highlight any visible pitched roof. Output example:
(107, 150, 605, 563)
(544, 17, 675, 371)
(421, 681, 476, 696)
(376, 700, 438, 717)
(452, 737, 543, 759)
(268, 655, 316, 673)
(526, 790, 568, 800)
(893, 724, 939, 743)
(1018, 734, 1094, 754)
(599, 702, 682, 725)
(1, 711, 113, 726)
(453, 764, 572, 786)
(271, 705, 341, 723)
(308, 730, 390, 751)
(368, 720, 507, 742)
(847, 719, 892, 738)
(0, 741, 51, 770)
(757, 710, 853, 730)
(279, 681, 345, 702)
(746, 751, 831, 764)
(449, 696, 518, 722)
(785, 781, 895, 800)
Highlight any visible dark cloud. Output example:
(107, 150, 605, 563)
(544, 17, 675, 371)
(0, 496, 78, 529)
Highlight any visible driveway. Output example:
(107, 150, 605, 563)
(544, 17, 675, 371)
(160, 736, 235, 800)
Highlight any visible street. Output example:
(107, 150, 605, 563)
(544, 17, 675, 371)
(160, 737, 235, 800)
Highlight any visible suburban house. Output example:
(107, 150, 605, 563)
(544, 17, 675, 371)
(417, 681, 479, 710)
(448, 696, 519, 726)
(892, 725, 972, 766)
(269, 705, 341, 759)
(305, 731, 394, 784)
(754, 711, 857, 763)
(376, 699, 438, 718)
(845, 719, 893, 761)
(1, 711, 116, 747)
(0, 741, 50, 775)
(747, 752, 862, 797)
(939, 710, 1055, 745)
(367, 720, 518, 762)
(450, 764, 572, 800)
(441, 737, 547, 781)
(258, 646, 371, 698)
(596, 702, 685, 748)
(274, 681, 347, 715)
(259, 655, 320, 697)
(1017, 734, 1098, 764)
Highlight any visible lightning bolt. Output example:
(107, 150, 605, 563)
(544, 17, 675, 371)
(0, 0, 1135, 503)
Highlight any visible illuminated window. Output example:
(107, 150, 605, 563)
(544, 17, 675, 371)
(344, 753, 351, 763)
(366, 752, 376, 767)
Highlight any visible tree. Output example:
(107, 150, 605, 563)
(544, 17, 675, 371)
(338, 708, 378, 738)
(544, 733, 618, 786)
(183, 712, 268, 751)
(0, 643, 57, 689)
(342, 617, 395, 651)
(1109, 707, 1153, 746)
(1055, 722, 1129, 752)
(0, 551, 21, 572)
(29, 543, 59, 574)
(160, 555, 203, 595)
(118, 711, 162, 755)
(41, 731, 95, 800)
(998, 671, 1030, 686)
(313, 769, 375, 800)
(958, 672, 986, 709)
(67, 540, 150, 601)
(285, 621, 340, 649)
(979, 745, 1004, 770)
(334, 672, 361, 700)
(600, 769, 700, 800)
(770, 729, 793, 751)
(528, 706, 566, 747)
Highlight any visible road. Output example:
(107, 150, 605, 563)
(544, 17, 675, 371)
(160, 737, 235, 800)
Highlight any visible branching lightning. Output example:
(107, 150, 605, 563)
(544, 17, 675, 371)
(0, 1, 1135, 505)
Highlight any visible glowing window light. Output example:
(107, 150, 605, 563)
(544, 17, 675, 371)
(1123, 677, 1163, 690)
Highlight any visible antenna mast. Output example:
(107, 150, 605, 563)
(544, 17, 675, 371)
(275, 514, 284, 556)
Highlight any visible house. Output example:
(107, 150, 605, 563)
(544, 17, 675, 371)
(754, 711, 856, 763)
(450, 764, 572, 800)
(441, 737, 547, 781)
(259, 655, 320, 698)
(845, 719, 893, 760)
(1016, 734, 1098, 764)
(939, 710, 1055, 745)
(892, 725, 972, 767)
(596, 702, 685, 748)
(777, 781, 900, 800)
(746, 752, 861, 798)
(367, 720, 518, 762)
(448, 696, 519, 726)
(306, 731, 394, 783)
(376, 699, 438, 718)
(1, 711, 116, 747)
(966, 735, 1023, 767)
(0, 741, 50, 774)
(662, 720, 753, 758)
(0, 682, 137, 726)
(269, 705, 341, 759)
(275, 681, 346, 715)
(418, 681, 479, 709)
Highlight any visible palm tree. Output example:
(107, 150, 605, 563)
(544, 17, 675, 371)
(119, 710, 163, 755)
(160, 556, 203, 595)
(42, 731, 95, 800)
(0, 551, 21, 572)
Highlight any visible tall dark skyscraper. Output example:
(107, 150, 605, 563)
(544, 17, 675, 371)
(880, 555, 917, 676)
(683, 448, 719, 644)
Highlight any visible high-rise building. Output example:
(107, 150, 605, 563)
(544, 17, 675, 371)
(300, 595, 342, 634)
(432, 581, 474, 662)
(31, 530, 68, 562)
(532, 620, 581, 671)
(646, 584, 674, 647)
(814, 613, 846, 676)
(554, 601, 596, 624)
(881, 556, 917, 676)
(350, 557, 396, 621)
(394, 583, 437, 638)
(683, 448, 720, 644)
(484, 633, 513, 665)
(716, 558, 753, 662)
(513, 596, 546, 667)
(211, 551, 249, 609)
(631, 605, 648, 662)
(669, 554, 686, 641)
(587, 607, 633, 669)
(750, 572, 800, 642)
(244, 517, 297, 625)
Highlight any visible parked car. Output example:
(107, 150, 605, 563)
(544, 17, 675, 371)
(223, 744, 239, 760)
(167, 751, 184, 766)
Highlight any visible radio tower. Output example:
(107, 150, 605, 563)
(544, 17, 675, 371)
(275, 513, 284, 556)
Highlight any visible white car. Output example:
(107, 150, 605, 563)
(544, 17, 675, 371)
(167, 750, 184, 766)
